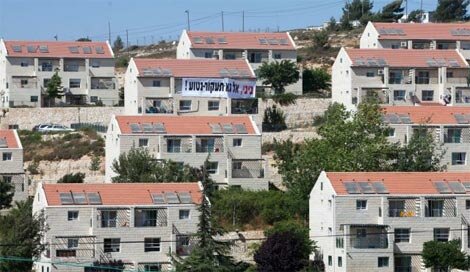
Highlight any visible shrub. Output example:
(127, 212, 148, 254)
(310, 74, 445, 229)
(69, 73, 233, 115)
(27, 160, 41, 175)
(303, 68, 331, 94)
(263, 106, 287, 132)
(58, 172, 85, 183)
(271, 93, 297, 106)
(115, 56, 130, 68)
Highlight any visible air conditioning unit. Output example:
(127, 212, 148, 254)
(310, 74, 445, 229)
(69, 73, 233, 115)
(377, 69, 384, 75)
(400, 41, 407, 48)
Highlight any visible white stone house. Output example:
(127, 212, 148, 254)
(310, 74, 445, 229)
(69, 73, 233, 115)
(0, 39, 118, 107)
(124, 58, 258, 116)
(176, 30, 302, 94)
(33, 182, 203, 272)
(105, 115, 267, 190)
(310, 171, 470, 272)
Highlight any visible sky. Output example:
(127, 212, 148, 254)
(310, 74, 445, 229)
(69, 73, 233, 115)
(0, 0, 438, 44)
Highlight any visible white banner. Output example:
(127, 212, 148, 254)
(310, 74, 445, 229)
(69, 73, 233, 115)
(182, 78, 256, 99)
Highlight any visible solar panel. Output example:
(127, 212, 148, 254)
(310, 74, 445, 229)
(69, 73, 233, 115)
(69, 46, 79, 54)
(82, 46, 92, 54)
(210, 123, 223, 134)
(165, 192, 180, 204)
(268, 39, 279, 45)
(95, 46, 105, 54)
(462, 182, 470, 191)
(426, 59, 438, 67)
(194, 37, 204, 44)
(279, 39, 289, 45)
(27, 45, 37, 53)
(358, 182, 375, 194)
(377, 59, 387, 66)
(234, 124, 247, 134)
(0, 138, 7, 148)
(387, 114, 401, 124)
(130, 123, 142, 133)
(449, 60, 460, 67)
(371, 182, 389, 194)
(12, 45, 22, 52)
(178, 192, 192, 204)
(142, 123, 154, 133)
(451, 28, 470, 36)
(367, 59, 378, 66)
(259, 38, 268, 45)
(217, 37, 227, 44)
(228, 69, 240, 77)
(151, 193, 165, 204)
(87, 192, 102, 204)
(161, 68, 172, 76)
(39, 45, 49, 53)
(59, 192, 74, 205)
(153, 123, 166, 133)
(222, 124, 234, 134)
(72, 192, 87, 204)
(343, 182, 360, 194)
(219, 69, 230, 77)
(205, 37, 215, 44)
(354, 58, 366, 66)
(454, 114, 469, 124)
(398, 114, 412, 124)
(448, 181, 466, 194)
(436, 59, 447, 66)
(434, 181, 452, 194)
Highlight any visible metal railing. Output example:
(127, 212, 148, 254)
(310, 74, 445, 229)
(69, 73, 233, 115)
(231, 160, 265, 179)
(350, 235, 388, 249)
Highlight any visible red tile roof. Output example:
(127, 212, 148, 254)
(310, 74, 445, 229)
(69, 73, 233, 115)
(4, 40, 113, 58)
(346, 48, 467, 68)
(186, 31, 295, 50)
(326, 172, 470, 195)
(116, 115, 257, 135)
(134, 58, 255, 78)
(43, 183, 202, 206)
(382, 106, 470, 124)
(373, 22, 470, 41)
(0, 130, 19, 148)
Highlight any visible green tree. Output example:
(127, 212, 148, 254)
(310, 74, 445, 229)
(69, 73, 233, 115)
(76, 37, 92, 42)
(89, 155, 101, 172)
(405, 9, 425, 22)
(0, 177, 14, 209)
(46, 70, 64, 107)
(264, 220, 315, 256)
(257, 60, 300, 94)
(58, 172, 85, 183)
(422, 240, 468, 271)
(302, 68, 331, 94)
(0, 199, 47, 272)
(340, 0, 374, 28)
(113, 35, 124, 52)
(375, 0, 404, 22)
(263, 105, 287, 132)
(312, 30, 329, 49)
(326, 17, 339, 32)
(434, 0, 469, 22)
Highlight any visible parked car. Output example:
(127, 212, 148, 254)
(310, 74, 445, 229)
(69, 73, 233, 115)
(38, 124, 74, 133)
(33, 123, 52, 132)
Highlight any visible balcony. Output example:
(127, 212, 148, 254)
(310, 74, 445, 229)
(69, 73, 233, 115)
(144, 98, 173, 114)
(91, 78, 115, 90)
(176, 235, 194, 256)
(196, 137, 224, 153)
(455, 88, 470, 104)
(134, 208, 167, 227)
(163, 137, 192, 153)
(97, 209, 130, 228)
(349, 226, 389, 250)
(231, 99, 258, 114)
(360, 89, 389, 104)
(425, 199, 456, 217)
(231, 159, 265, 179)
(388, 198, 419, 218)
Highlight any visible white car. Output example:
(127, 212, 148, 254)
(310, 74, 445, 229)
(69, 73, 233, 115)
(38, 124, 74, 133)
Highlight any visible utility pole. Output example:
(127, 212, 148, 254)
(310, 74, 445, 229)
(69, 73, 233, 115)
(221, 11, 224, 32)
(185, 10, 190, 31)
(108, 21, 111, 42)
(420, 0, 423, 23)
(242, 10, 245, 32)
(405, 0, 408, 20)
(126, 29, 129, 55)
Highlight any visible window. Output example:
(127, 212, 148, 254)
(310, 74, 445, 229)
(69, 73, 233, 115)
(208, 100, 220, 111)
(207, 161, 218, 174)
(336, 237, 344, 248)
(68, 211, 79, 221)
(152, 80, 161, 87)
(2, 176, 12, 183)
(43, 78, 50, 87)
(101, 210, 117, 228)
(366, 71, 375, 77)
(356, 200, 367, 210)
(434, 228, 450, 242)
(416, 71, 430, 84)
(2, 152, 12, 161)
(69, 79, 81, 88)
(139, 138, 149, 147)
(452, 152, 466, 165)
(273, 53, 282, 59)
(103, 238, 120, 252)
(144, 264, 162, 272)
(447, 71, 454, 78)
(179, 210, 190, 220)
(393, 90, 406, 101)
(466, 200, 470, 209)
(389, 70, 403, 84)
(395, 228, 410, 243)
(20, 79, 28, 87)
(224, 53, 236, 60)
(422, 90, 434, 101)
(90, 96, 98, 103)
(338, 256, 342, 267)
(378, 257, 389, 267)
(389, 199, 405, 217)
(428, 200, 444, 217)
(20, 61, 29, 67)
(135, 209, 160, 227)
(167, 139, 181, 153)
(199, 138, 215, 152)
(356, 228, 367, 238)
(395, 256, 412, 272)
(233, 138, 242, 147)
(328, 255, 332, 266)
(40, 61, 53, 71)
(179, 100, 191, 111)
(387, 128, 395, 137)
(446, 128, 462, 143)
(204, 52, 213, 58)
(30, 96, 38, 102)
(68, 238, 79, 249)
(144, 238, 161, 252)
(91, 60, 100, 68)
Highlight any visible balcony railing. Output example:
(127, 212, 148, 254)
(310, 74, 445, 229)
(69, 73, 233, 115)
(231, 160, 265, 179)
(395, 266, 412, 272)
(388, 209, 416, 217)
(350, 235, 388, 249)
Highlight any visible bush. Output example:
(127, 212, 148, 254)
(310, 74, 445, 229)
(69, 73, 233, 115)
(262, 142, 274, 154)
(271, 93, 297, 106)
(303, 68, 331, 95)
(263, 106, 287, 132)
(27, 160, 41, 175)
(115, 56, 130, 68)
(58, 172, 85, 183)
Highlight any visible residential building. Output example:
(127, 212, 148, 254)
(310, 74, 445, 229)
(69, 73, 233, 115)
(33, 182, 202, 272)
(0, 129, 27, 205)
(332, 47, 469, 111)
(0, 39, 118, 107)
(176, 30, 302, 94)
(105, 115, 267, 190)
(310, 171, 470, 272)
(360, 22, 470, 60)
(383, 106, 470, 171)
(124, 58, 258, 116)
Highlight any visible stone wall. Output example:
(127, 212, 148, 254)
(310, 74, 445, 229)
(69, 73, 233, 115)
(0, 107, 124, 130)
